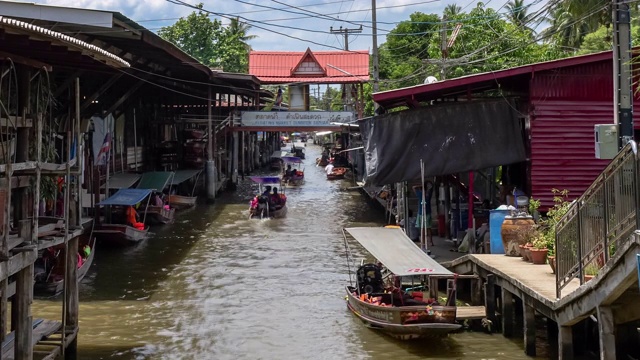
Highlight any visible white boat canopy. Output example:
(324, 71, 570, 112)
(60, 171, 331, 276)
(344, 227, 454, 277)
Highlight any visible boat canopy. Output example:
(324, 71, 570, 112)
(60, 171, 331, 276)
(98, 189, 152, 206)
(271, 150, 287, 159)
(170, 169, 201, 185)
(136, 172, 174, 191)
(281, 156, 302, 164)
(106, 173, 141, 189)
(344, 227, 453, 277)
(250, 176, 281, 184)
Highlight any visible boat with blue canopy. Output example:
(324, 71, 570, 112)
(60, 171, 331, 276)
(248, 176, 287, 219)
(136, 171, 176, 224)
(281, 156, 305, 186)
(94, 188, 152, 245)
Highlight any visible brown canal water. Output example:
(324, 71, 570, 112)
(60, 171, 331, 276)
(33, 143, 541, 360)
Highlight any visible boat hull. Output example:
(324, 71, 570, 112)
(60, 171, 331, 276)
(94, 224, 148, 246)
(167, 195, 197, 210)
(345, 287, 460, 340)
(327, 168, 347, 180)
(35, 236, 96, 296)
(250, 204, 287, 219)
(146, 206, 176, 224)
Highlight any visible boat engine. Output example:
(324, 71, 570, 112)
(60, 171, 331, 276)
(356, 263, 384, 294)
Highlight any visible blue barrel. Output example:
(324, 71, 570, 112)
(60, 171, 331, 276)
(489, 209, 510, 254)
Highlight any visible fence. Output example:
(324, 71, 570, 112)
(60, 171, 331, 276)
(555, 140, 640, 298)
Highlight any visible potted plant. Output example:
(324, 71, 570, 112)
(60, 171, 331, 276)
(536, 189, 570, 272)
(584, 263, 600, 282)
(529, 230, 549, 265)
(529, 198, 541, 222)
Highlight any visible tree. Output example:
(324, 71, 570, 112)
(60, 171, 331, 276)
(542, 0, 609, 51)
(505, 0, 533, 32)
(158, 4, 257, 73)
(444, 4, 462, 18)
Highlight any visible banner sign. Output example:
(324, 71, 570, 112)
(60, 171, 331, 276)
(240, 111, 352, 128)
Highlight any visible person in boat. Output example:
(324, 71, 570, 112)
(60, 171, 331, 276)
(153, 193, 164, 207)
(325, 160, 335, 175)
(284, 165, 293, 180)
(270, 187, 282, 207)
(83, 244, 91, 259)
(126, 205, 145, 230)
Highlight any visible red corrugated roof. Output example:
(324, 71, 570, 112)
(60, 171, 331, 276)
(249, 48, 370, 84)
(372, 50, 614, 108)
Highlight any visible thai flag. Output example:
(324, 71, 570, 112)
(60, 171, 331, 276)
(274, 87, 283, 106)
(96, 132, 111, 166)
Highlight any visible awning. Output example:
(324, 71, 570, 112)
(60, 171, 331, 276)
(360, 99, 526, 185)
(344, 227, 453, 277)
(170, 169, 201, 185)
(106, 173, 141, 189)
(281, 156, 302, 164)
(271, 150, 287, 159)
(250, 176, 281, 184)
(98, 188, 152, 206)
(136, 172, 174, 191)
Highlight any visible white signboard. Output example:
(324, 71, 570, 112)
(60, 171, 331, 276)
(240, 111, 353, 127)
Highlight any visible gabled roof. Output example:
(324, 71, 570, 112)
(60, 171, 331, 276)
(290, 48, 326, 77)
(249, 49, 370, 84)
(373, 50, 614, 109)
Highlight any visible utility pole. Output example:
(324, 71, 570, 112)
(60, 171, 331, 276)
(330, 25, 362, 111)
(613, 0, 633, 149)
(422, 20, 463, 81)
(372, 0, 380, 112)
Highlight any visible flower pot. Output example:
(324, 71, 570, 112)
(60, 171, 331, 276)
(548, 256, 556, 274)
(524, 247, 533, 262)
(584, 274, 594, 282)
(518, 244, 527, 259)
(529, 248, 548, 264)
(500, 216, 535, 257)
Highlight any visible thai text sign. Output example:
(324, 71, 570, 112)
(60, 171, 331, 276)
(240, 111, 352, 127)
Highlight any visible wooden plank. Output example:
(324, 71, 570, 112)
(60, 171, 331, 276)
(456, 306, 486, 320)
(0, 116, 32, 128)
(2, 319, 62, 360)
(15, 264, 33, 360)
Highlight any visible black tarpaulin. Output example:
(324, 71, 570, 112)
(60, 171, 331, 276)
(361, 99, 526, 185)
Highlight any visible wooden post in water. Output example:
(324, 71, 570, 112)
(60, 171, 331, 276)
(523, 301, 537, 356)
(65, 235, 79, 360)
(501, 289, 514, 338)
(596, 306, 616, 360)
(558, 325, 574, 359)
(471, 277, 483, 305)
(485, 274, 496, 332)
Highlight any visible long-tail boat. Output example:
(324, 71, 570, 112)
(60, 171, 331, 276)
(281, 156, 304, 187)
(167, 169, 202, 210)
(94, 188, 152, 246)
(248, 176, 287, 219)
(136, 171, 175, 225)
(342, 227, 461, 340)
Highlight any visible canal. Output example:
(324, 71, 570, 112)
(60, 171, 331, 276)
(34, 143, 536, 359)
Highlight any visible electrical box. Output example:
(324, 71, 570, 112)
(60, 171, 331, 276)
(594, 124, 618, 159)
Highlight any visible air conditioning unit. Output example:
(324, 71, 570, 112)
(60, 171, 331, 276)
(594, 124, 618, 159)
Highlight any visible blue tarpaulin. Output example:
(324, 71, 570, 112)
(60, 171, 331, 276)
(98, 189, 152, 206)
(250, 176, 281, 184)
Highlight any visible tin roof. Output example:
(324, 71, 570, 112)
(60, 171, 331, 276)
(373, 51, 614, 109)
(249, 48, 370, 84)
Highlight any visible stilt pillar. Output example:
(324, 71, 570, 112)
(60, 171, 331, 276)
(471, 276, 483, 305)
(485, 274, 496, 332)
(523, 301, 536, 356)
(596, 306, 616, 360)
(64, 235, 79, 360)
(15, 254, 34, 360)
(558, 325, 574, 360)
(501, 289, 514, 338)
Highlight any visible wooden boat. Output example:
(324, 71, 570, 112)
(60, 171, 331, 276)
(137, 171, 176, 224)
(34, 234, 96, 296)
(94, 188, 152, 246)
(248, 176, 287, 219)
(167, 169, 202, 210)
(342, 227, 462, 340)
(327, 167, 347, 180)
(281, 156, 304, 186)
(316, 157, 328, 167)
(290, 145, 305, 159)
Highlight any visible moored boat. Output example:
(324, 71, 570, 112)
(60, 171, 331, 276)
(327, 167, 347, 180)
(136, 171, 176, 224)
(342, 227, 462, 340)
(167, 169, 202, 210)
(34, 234, 96, 296)
(248, 176, 287, 219)
(94, 188, 152, 246)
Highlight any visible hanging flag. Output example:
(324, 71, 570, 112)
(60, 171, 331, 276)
(274, 87, 283, 107)
(96, 132, 111, 166)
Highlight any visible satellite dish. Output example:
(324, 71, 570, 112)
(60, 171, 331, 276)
(424, 76, 438, 84)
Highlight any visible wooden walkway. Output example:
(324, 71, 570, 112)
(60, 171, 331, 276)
(2, 319, 61, 360)
(456, 306, 486, 320)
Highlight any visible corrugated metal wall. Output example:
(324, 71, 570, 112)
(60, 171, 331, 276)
(529, 61, 640, 209)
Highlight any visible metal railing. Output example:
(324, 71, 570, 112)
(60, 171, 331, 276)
(555, 140, 640, 298)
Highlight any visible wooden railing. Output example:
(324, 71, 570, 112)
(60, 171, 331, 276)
(555, 140, 640, 298)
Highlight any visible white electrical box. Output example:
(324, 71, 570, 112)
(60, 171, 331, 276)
(594, 124, 618, 159)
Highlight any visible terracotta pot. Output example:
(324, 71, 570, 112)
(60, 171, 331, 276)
(524, 247, 532, 262)
(584, 274, 594, 282)
(500, 216, 535, 257)
(548, 256, 556, 274)
(519, 245, 528, 260)
(529, 248, 548, 264)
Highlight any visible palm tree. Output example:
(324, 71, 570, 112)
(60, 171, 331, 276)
(505, 0, 532, 31)
(227, 17, 257, 50)
(542, 0, 608, 50)
(444, 4, 462, 18)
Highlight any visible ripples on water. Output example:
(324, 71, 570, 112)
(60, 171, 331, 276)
(33, 143, 536, 360)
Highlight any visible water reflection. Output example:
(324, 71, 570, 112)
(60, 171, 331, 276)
(33, 142, 533, 359)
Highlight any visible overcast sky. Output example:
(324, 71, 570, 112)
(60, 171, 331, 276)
(29, 0, 549, 52)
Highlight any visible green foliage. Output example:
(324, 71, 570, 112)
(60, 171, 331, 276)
(579, 23, 640, 54)
(158, 4, 256, 73)
(542, 0, 609, 51)
(537, 189, 572, 256)
(528, 198, 541, 216)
